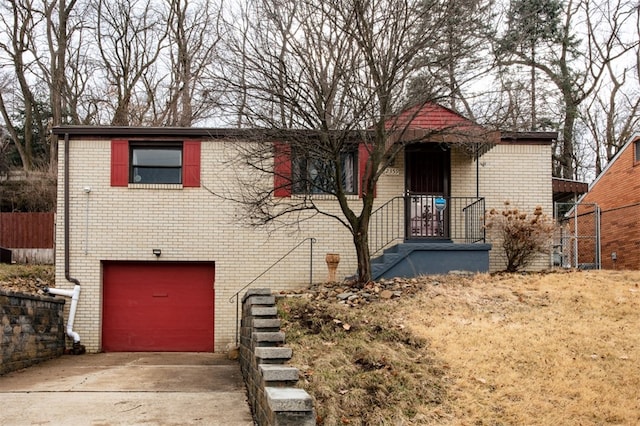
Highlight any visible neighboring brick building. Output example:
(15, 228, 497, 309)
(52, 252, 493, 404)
(576, 134, 640, 270)
(52, 105, 554, 353)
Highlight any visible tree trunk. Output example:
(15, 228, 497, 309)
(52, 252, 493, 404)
(561, 94, 577, 179)
(48, 0, 72, 172)
(353, 226, 371, 286)
(112, 93, 131, 126)
(530, 45, 537, 131)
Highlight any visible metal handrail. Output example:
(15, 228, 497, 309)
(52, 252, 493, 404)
(369, 195, 486, 254)
(229, 237, 316, 346)
(369, 196, 405, 255)
(462, 197, 484, 212)
(461, 197, 486, 243)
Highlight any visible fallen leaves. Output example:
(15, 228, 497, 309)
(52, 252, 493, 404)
(332, 318, 352, 331)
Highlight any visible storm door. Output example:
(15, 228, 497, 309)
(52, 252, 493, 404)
(405, 144, 451, 239)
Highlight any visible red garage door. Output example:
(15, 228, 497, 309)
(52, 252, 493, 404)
(102, 261, 215, 352)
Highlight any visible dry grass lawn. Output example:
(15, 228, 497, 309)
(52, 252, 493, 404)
(279, 270, 640, 425)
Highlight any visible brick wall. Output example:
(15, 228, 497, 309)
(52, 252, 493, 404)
(55, 138, 553, 352)
(579, 138, 640, 270)
(56, 139, 364, 352)
(599, 204, 640, 269)
(0, 290, 65, 375)
(452, 144, 554, 271)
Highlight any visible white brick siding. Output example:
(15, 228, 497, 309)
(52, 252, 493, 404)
(451, 144, 554, 270)
(56, 138, 552, 352)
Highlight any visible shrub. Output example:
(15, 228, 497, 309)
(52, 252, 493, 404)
(485, 201, 555, 272)
(0, 171, 56, 212)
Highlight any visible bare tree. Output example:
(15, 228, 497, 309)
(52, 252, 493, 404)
(407, 0, 497, 119)
(93, 0, 168, 126)
(0, 0, 48, 172)
(583, 64, 640, 176)
(220, 0, 484, 284)
(63, 7, 101, 125)
(497, 0, 639, 179)
(152, 0, 224, 127)
(499, 0, 564, 131)
(36, 0, 80, 171)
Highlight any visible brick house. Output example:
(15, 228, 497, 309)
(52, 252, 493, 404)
(52, 104, 554, 353)
(572, 133, 640, 269)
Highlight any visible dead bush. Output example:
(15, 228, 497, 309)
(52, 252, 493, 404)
(0, 170, 56, 212)
(486, 201, 555, 272)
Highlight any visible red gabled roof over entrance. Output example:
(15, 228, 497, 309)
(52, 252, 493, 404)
(386, 102, 499, 145)
(390, 102, 480, 130)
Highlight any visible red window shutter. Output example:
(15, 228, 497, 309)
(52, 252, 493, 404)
(274, 142, 292, 197)
(183, 140, 201, 187)
(111, 140, 129, 187)
(358, 143, 376, 198)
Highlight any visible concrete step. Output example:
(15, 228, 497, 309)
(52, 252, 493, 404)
(250, 306, 278, 317)
(370, 242, 491, 280)
(265, 387, 314, 412)
(259, 364, 299, 385)
(252, 332, 285, 347)
(241, 288, 271, 302)
(243, 294, 276, 306)
(255, 347, 292, 364)
(252, 318, 281, 331)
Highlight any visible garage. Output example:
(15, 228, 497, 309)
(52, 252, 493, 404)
(102, 261, 215, 352)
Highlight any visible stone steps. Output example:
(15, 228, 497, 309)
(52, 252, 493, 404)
(240, 288, 315, 425)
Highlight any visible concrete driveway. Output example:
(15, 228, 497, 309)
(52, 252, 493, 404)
(0, 352, 254, 426)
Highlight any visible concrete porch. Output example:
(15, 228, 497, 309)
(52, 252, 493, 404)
(371, 242, 491, 280)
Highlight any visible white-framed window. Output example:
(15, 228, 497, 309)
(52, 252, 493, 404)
(635, 139, 640, 163)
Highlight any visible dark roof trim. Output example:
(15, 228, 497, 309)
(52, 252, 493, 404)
(52, 126, 251, 139)
(51, 126, 373, 142)
(52, 126, 558, 146)
(500, 131, 557, 144)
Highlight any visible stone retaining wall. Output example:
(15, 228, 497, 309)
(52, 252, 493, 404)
(240, 288, 315, 425)
(0, 289, 65, 375)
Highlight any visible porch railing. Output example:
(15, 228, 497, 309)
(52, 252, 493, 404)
(369, 196, 486, 255)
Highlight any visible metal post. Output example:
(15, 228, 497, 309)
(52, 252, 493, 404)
(595, 204, 601, 269)
(84, 190, 90, 254)
(309, 238, 314, 286)
(573, 201, 578, 269)
(475, 143, 480, 198)
(235, 296, 239, 346)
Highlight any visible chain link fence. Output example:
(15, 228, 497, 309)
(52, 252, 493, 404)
(554, 202, 601, 269)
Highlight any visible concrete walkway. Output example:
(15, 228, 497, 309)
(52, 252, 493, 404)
(0, 352, 254, 426)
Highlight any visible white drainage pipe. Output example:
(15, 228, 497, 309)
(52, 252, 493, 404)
(45, 285, 81, 343)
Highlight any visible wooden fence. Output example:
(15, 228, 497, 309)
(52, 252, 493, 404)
(0, 213, 55, 263)
(0, 212, 54, 248)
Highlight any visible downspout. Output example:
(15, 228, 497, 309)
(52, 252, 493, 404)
(44, 132, 85, 355)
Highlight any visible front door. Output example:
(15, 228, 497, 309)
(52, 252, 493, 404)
(405, 144, 450, 239)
